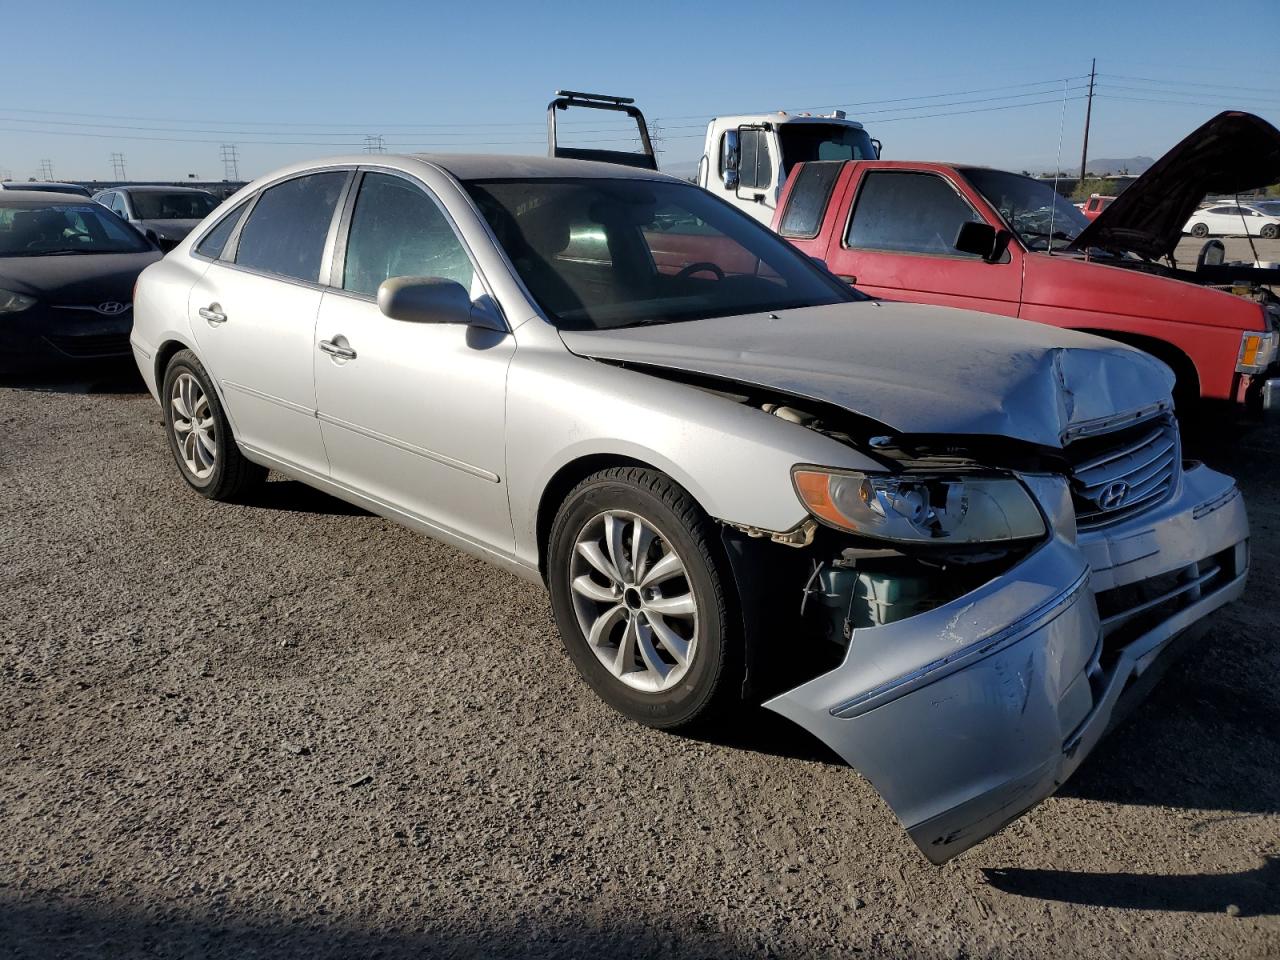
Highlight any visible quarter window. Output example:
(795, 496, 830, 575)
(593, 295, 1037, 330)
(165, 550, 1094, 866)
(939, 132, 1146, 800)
(341, 173, 474, 297)
(233, 172, 347, 282)
(778, 161, 843, 238)
(195, 201, 248, 260)
(845, 171, 984, 256)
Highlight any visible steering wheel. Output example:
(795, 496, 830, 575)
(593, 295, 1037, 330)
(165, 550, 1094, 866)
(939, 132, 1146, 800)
(674, 261, 725, 281)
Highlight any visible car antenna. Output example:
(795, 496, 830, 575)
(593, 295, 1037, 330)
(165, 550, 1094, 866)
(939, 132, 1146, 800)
(1237, 193, 1262, 267)
(1046, 78, 1070, 256)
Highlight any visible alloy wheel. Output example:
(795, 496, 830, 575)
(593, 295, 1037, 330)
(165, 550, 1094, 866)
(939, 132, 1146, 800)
(569, 510, 698, 693)
(170, 371, 216, 479)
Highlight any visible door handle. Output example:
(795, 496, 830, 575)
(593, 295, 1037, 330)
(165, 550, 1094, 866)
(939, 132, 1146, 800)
(198, 304, 227, 325)
(319, 338, 357, 361)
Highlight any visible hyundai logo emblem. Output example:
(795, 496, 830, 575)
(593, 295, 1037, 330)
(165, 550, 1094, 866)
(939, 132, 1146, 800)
(1097, 480, 1130, 511)
(97, 301, 128, 316)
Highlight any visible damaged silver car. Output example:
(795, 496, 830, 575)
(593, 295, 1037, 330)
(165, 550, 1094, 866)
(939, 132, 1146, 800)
(129, 155, 1249, 863)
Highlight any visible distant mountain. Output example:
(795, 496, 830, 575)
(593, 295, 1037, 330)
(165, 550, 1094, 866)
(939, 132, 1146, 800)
(1085, 156, 1155, 177)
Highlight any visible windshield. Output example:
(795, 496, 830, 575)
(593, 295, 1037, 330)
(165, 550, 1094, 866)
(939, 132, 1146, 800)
(464, 178, 859, 330)
(777, 123, 877, 177)
(130, 191, 219, 220)
(0, 203, 151, 256)
(960, 168, 1090, 251)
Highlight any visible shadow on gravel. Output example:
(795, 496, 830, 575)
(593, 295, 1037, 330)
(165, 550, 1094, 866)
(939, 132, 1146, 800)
(683, 706, 846, 768)
(245, 479, 370, 517)
(983, 855, 1280, 918)
(0, 361, 146, 394)
(0, 895, 749, 960)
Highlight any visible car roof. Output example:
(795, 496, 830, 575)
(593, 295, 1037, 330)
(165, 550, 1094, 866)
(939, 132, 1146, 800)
(409, 153, 675, 181)
(115, 184, 217, 194)
(0, 190, 97, 205)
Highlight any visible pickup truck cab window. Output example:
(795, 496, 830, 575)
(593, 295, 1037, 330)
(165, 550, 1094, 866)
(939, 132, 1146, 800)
(233, 171, 347, 283)
(341, 172, 474, 297)
(845, 170, 984, 256)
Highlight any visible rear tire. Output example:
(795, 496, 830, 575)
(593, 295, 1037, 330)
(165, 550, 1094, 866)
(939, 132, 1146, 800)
(161, 349, 266, 502)
(1261, 223, 1278, 240)
(1190, 223, 1209, 238)
(547, 466, 741, 730)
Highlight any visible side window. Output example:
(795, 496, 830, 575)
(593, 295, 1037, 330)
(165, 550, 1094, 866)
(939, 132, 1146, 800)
(111, 193, 129, 217)
(342, 172, 474, 297)
(737, 129, 773, 190)
(845, 171, 985, 256)
(195, 201, 248, 260)
(234, 171, 347, 282)
(778, 161, 843, 238)
(1086, 198, 1099, 212)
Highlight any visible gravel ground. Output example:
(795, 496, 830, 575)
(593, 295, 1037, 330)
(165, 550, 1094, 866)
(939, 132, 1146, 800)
(1, 366, 1277, 960)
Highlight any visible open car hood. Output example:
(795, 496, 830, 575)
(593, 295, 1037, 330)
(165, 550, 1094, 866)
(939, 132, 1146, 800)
(1069, 111, 1280, 260)
(560, 301, 1173, 449)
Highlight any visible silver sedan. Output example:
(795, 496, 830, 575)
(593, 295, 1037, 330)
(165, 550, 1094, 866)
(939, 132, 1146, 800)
(130, 155, 1249, 863)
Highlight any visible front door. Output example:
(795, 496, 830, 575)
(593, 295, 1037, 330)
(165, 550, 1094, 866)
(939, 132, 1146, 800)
(823, 168, 1024, 316)
(312, 170, 515, 551)
(188, 170, 350, 476)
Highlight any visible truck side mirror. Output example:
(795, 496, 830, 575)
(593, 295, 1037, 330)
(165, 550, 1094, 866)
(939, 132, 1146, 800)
(871, 138, 883, 159)
(954, 221, 1012, 263)
(721, 129, 740, 189)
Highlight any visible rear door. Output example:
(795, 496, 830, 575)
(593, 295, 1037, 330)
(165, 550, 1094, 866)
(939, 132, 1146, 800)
(822, 167, 1023, 316)
(188, 169, 350, 477)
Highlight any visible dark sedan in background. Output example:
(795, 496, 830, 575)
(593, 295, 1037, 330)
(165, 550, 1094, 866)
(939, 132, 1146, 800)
(91, 185, 219, 249)
(0, 191, 161, 371)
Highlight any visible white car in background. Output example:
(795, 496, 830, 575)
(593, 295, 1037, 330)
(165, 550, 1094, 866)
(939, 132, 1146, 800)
(1183, 201, 1280, 238)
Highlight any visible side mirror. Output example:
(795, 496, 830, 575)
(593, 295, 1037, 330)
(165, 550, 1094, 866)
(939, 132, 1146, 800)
(155, 235, 180, 253)
(721, 129, 740, 189)
(378, 276, 473, 324)
(871, 138, 883, 159)
(954, 221, 1012, 263)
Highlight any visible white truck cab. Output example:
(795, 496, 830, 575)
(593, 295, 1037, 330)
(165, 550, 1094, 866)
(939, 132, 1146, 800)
(697, 112, 880, 223)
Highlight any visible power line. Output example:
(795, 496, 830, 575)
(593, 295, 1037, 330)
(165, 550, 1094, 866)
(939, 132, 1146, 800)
(1098, 73, 1280, 96)
(873, 95, 1088, 125)
(1095, 83, 1280, 107)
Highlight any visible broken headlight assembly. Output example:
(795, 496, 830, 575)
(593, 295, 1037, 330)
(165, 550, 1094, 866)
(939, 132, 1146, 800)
(792, 467, 1046, 544)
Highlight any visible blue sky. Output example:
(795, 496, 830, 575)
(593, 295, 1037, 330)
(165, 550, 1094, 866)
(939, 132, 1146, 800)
(1, 0, 1276, 182)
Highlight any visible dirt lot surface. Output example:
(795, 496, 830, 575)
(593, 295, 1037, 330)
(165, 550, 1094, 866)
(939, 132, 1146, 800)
(2, 368, 1278, 960)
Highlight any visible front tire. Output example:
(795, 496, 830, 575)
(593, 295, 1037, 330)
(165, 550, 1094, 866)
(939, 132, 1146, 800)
(161, 349, 266, 501)
(1190, 223, 1209, 238)
(548, 467, 740, 730)
(1261, 223, 1278, 240)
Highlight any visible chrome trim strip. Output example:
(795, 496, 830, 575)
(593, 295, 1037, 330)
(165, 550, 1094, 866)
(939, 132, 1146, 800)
(1060, 401, 1171, 443)
(221, 379, 315, 417)
(830, 568, 1092, 719)
(49, 304, 132, 316)
(315, 411, 500, 483)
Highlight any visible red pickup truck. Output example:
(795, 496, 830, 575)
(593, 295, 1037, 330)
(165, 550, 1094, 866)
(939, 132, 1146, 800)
(772, 111, 1280, 415)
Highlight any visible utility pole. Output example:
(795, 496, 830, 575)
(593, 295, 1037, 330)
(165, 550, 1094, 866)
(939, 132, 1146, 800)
(1079, 58, 1096, 182)
(111, 152, 127, 180)
(220, 144, 240, 181)
(38, 158, 54, 180)
(362, 135, 386, 154)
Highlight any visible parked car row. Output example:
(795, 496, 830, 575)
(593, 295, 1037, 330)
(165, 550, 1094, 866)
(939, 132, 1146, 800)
(3, 102, 1269, 867)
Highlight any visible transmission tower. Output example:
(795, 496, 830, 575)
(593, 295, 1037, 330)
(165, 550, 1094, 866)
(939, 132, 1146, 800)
(111, 152, 127, 179)
(362, 135, 386, 154)
(220, 144, 240, 181)
(38, 159, 54, 180)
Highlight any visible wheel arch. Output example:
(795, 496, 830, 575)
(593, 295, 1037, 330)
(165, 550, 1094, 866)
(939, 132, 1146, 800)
(534, 453, 668, 581)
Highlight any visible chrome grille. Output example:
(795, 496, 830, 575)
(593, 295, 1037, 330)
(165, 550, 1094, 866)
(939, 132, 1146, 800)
(1067, 414, 1180, 530)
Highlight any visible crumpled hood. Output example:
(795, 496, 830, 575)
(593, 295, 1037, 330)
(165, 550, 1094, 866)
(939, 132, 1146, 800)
(559, 301, 1174, 448)
(1070, 111, 1280, 260)
(136, 218, 200, 240)
(0, 250, 161, 304)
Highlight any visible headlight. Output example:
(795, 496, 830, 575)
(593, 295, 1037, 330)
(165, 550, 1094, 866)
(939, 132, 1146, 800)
(0, 288, 36, 314)
(793, 467, 1046, 544)
(1237, 330, 1278, 375)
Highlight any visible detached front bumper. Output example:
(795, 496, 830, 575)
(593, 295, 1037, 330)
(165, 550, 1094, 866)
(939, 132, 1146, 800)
(764, 463, 1248, 864)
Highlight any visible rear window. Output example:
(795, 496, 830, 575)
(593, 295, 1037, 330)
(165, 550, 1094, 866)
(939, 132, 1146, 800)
(778, 161, 843, 238)
(233, 172, 347, 282)
(130, 191, 219, 221)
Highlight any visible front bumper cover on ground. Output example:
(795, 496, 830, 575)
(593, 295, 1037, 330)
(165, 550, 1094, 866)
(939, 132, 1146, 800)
(764, 463, 1248, 864)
